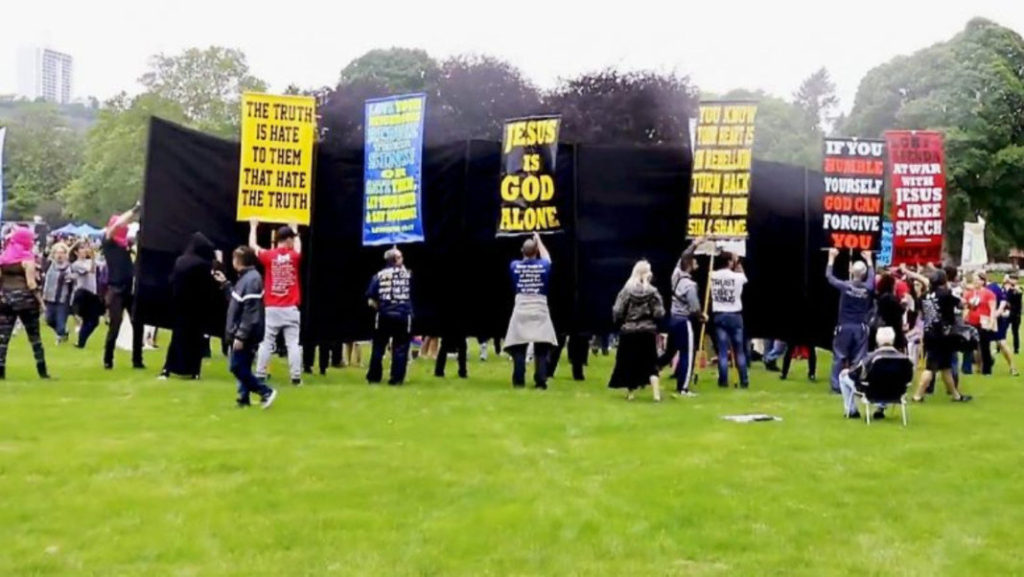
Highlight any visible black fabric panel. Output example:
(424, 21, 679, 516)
(138, 117, 839, 351)
(576, 144, 691, 334)
(137, 118, 242, 334)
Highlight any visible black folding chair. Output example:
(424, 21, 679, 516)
(856, 356, 915, 426)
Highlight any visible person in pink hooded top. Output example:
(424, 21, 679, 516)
(102, 203, 145, 370)
(0, 226, 49, 379)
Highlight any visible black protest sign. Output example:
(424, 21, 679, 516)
(498, 116, 562, 236)
(822, 138, 886, 250)
(687, 101, 758, 239)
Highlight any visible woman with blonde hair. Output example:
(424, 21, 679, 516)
(608, 259, 666, 401)
(42, 242, 75, 344)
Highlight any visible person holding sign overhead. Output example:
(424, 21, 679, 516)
(710, 251, 749, 389)
(366, 247, 413, 386)
(826, 248, 874, 394)
(102, 204, 145, 370)
(503, 233, 557, 390)
(249, 219, 303, 386)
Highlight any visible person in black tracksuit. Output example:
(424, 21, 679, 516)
(102, 204, 145, 370)
(1006, 276, 1022, 355)
(217, 247, 276, 409)
(659, 241, 704, 395)
(366, 247, 413, 385)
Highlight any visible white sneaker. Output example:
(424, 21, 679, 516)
(675, 390, 697, 398)
(260, 389, 278, 410)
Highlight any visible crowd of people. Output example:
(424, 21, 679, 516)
(0, 212, 131, 379)
(1, 211, 1018, 415)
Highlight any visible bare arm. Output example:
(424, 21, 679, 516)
(289, 222, 302, 255)
(535, 233, 551, 262)
(248, 219, 262, 254)
(899, 266, 931, 290)
(105, 204, 140, 240)
(24, 260, 39, 292)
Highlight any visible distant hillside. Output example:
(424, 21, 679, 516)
(0, 98, 98, 133)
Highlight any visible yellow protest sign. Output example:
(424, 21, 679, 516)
(237, 93, 316, 224)
(686, 100, 758, 239)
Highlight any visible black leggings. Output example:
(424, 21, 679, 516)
(435, 337, 468, 377)
(0, 290, 47, 372)
(1013, 317, 1021, 354)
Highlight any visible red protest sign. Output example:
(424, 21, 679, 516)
(885, 130, 946, 265)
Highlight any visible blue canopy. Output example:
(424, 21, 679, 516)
(52, 223, 79, 235)
(52, 223, 104, 238)
(74, 223, 103, 238)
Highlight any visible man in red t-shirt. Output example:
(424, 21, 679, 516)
(249, 219, 303, 385)
(964, 272, 997, 375)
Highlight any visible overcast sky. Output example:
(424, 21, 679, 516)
(3, 0, 1022, 111)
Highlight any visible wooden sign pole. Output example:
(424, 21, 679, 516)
(694, 251, 716, 383)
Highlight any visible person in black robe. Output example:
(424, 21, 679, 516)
(160, 232, 220, 379)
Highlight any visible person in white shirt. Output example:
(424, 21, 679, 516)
(710, 251, 749, 388)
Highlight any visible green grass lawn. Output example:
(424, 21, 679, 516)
(2, 328, 1023, 576)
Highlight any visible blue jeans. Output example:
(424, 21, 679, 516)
(714, 313, 748, 387)
(764, 340, 787, 364)
(839, 371, 859, 415)
(508, 343, 551, 387)
(230, 345, 272, 403)
(44, 302, 70, 338)
(831, 324, 868, 393)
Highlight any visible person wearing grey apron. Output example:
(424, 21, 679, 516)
(503, 233, 557, 389)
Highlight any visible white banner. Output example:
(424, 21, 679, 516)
(960, 217, 988, 270)
(694, 239, 747, 258)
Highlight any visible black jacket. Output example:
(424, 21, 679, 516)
(224, 266, 265, 345)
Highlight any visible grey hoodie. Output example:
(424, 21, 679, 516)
(670, 268, 701, 319)
(613, 283, 666, 334)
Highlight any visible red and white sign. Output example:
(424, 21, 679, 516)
(885, 130, 946, 265)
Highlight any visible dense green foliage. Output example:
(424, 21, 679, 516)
(844, 18, 1024, 256)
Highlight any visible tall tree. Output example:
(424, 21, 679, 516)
(321, 52, 542, 149)
(545, 69, 697, 145)
(1, 102, 83, 219)
(338, 48, 439, 94)
(716, 88, 821, 170)
(60, 93, 187, 222)
(139, 46, 266, 137)
(843, 18, 1024, 255)
(429, 55, 542, 143)
(793, 67, 839, 135)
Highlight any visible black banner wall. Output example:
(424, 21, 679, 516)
(139, 117, 837, 350)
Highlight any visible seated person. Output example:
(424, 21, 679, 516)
(839, 327, 914, 420)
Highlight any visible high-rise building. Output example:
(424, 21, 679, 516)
(17, 47, 74, 104)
